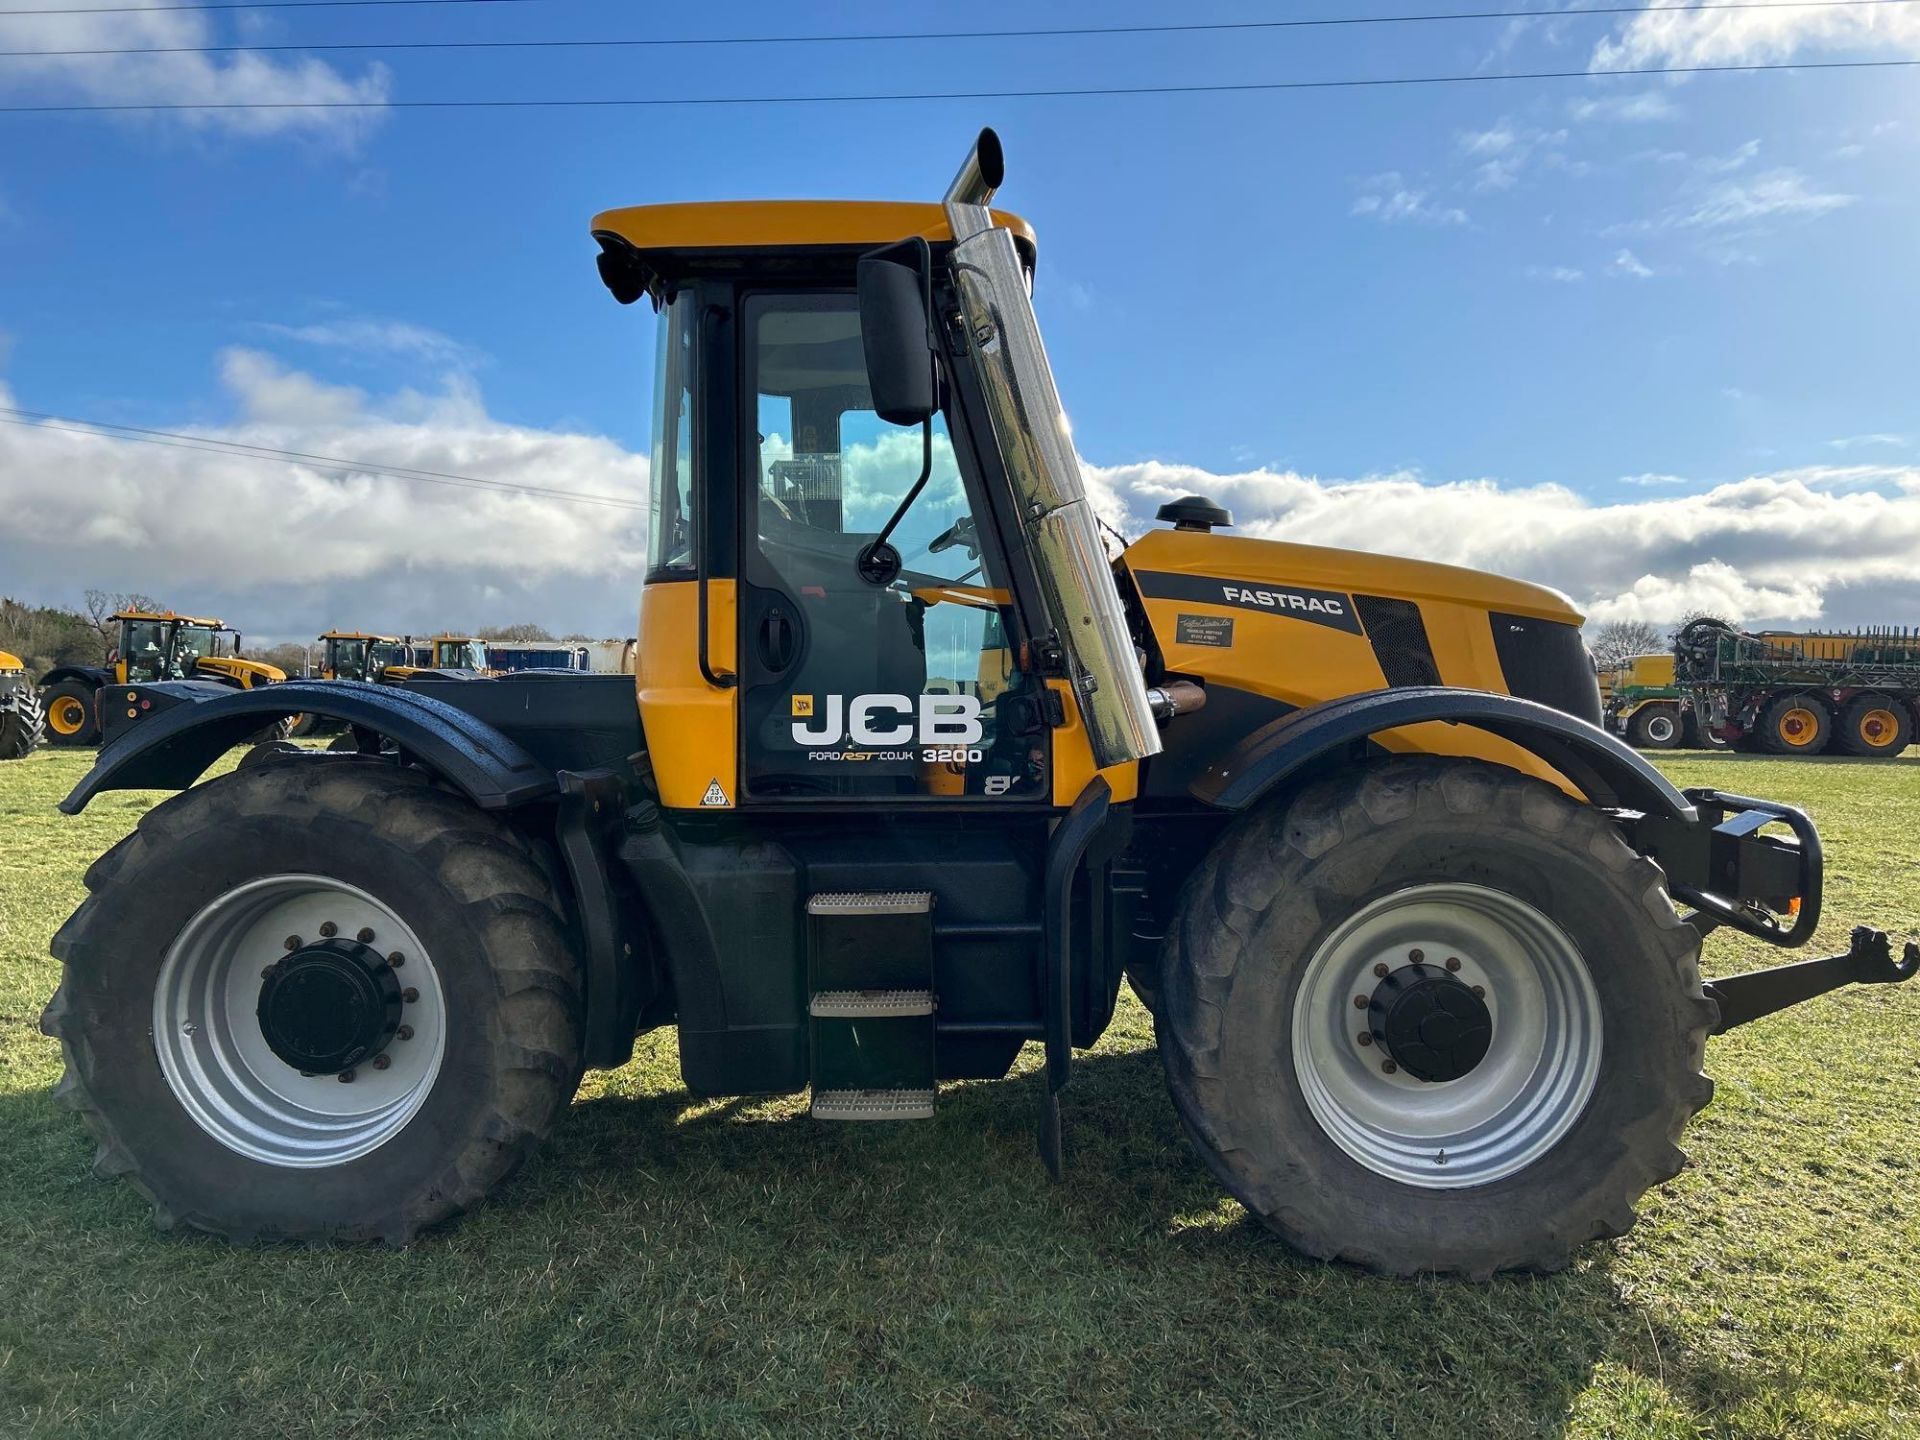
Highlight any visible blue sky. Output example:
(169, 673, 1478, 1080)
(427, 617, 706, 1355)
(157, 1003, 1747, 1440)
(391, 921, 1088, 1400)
(1, 0, 1916, 641)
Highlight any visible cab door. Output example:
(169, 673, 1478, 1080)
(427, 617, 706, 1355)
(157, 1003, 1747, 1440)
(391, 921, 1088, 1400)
(736, 290, 1050, 803)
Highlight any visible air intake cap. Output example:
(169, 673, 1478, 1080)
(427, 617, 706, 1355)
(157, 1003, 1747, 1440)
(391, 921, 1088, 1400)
(1155, 495, 1234, 533)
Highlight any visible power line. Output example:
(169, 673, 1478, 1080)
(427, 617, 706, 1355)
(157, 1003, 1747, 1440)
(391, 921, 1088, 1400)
(0, 407, 649, 512)
(0, 0, 538, 14)
(3, 0, 1915, 55)
(0, 55, 1913, 111)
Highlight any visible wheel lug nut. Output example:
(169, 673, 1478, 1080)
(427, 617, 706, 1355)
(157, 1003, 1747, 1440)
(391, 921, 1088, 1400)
(1357, 1032, 1373, 1047)
(1445, 956, 1462, 972)
(284, 935, 301, 951)
(1372, 962, 1390, 978)
(1353, 995, 1369, 1009)
(1472, 984, 1486, 998)
(387, 951, 404, 969)
(1381, 1060, 1398, 1075)
(403, 987, 419, 1004)
(1409, 948, 1424, 963)
(357, 927, 375, 943)
(319, 921, 338, 938)
(397, 1025, 414, 1042)
(338, 1068, 356, 1083)
(372, 1054, 392, 1071)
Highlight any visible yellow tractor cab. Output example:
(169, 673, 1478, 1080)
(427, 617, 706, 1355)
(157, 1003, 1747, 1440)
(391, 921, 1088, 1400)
(0, 648, 43, 759)
(315, 630, 411, 684)
(39, 610, 283, 746)
(45, 131, 1918, 1271)
(377, 634, 492, 683)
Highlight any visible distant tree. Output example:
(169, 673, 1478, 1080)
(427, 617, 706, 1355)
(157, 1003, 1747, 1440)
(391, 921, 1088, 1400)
(0, 597, 110, 675)
(478, 623, 556, 643)
(1588, 619, 1665, 670)
(254, 642, 312, 678)
(83, 588, 162, 654)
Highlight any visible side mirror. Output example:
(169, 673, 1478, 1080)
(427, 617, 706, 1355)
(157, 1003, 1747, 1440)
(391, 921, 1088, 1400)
(857, 240, 936, 426)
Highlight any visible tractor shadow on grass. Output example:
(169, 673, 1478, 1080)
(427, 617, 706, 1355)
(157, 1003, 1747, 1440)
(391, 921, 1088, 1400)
(485, 1041, 1766, 1435)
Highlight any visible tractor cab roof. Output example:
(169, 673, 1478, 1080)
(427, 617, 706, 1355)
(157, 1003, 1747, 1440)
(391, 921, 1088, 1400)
(589, 200, 1037, 303)
(319, 630, 402, 643)
(114, 610, 225, 628)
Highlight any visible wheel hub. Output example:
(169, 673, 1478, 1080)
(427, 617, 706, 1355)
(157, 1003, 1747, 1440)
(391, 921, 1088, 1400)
(256, 937, 402, 1074)
(1368, 962, 1493, 1082)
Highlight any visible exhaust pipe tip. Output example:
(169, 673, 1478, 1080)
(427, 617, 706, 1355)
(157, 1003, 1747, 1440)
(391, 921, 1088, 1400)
(945, 127, 1004, 210)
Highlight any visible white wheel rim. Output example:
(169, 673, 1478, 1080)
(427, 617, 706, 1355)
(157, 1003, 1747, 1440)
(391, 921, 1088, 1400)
(1646, 714, 1677, 743)
(152, 874, 447, 1169)
(1291, 882, 1602, 1190)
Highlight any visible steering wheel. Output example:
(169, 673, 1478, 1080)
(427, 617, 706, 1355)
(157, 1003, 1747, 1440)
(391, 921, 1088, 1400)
(927, 514, 980, 558)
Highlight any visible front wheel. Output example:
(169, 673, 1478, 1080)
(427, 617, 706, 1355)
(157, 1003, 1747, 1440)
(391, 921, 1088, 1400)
(40, 759, 583, 1244)
(1158, 758, 1714, 1278)
(0, 687, 43, 759)
(41, 680, 99, 746)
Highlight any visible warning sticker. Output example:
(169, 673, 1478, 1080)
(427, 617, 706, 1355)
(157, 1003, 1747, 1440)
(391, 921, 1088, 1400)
(790, 694, 814, 717)
(1175, 613, 1235, 649)
(699, 778, 730, 807)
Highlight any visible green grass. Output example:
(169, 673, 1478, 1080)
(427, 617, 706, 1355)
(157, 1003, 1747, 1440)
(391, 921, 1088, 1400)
(3, 748, 1919, 1438)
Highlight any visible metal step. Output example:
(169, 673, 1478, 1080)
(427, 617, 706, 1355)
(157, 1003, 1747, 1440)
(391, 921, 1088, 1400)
(811, 1087, 937, 1122)
(806, 891, 934, 917)
(810, 989, 936, 1018)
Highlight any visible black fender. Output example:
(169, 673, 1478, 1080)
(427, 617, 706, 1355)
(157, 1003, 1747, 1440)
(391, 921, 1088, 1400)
(60, 679, 556, 815)
(39, 665, 109, 690)
(1189, 686, 1696, 823)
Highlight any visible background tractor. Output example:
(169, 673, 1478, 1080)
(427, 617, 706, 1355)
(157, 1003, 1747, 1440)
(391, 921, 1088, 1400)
(37, 610, 283, 747)
(288, 632, 415, 737)
(1675, 619, 1920, 757)
(377, 634, 492, 683)
(0, 649, 43, 759)
(39, 132, 1916, 1276)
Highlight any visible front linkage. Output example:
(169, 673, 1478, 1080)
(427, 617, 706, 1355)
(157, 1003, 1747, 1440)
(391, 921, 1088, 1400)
(1629, 785, 1920, 1029)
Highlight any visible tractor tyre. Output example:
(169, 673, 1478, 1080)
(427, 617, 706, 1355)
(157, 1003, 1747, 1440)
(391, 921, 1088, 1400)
(1158, 757, 1714, 1279)
(0, 688, 44, 759)
(248, 716, 296, 745)
(1627, 705, 1682, 750)
(40, 759, 583, 1245)
(41, 680, 99, 747)
(1757, 694, 1831, 756)
(1835, 694, 1912, 758)
(287, 712, 323, 738)
(1681, 713, 1729, 751)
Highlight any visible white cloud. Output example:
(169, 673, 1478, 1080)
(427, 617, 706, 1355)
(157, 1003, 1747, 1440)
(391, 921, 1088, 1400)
(1610, 248, 1656, 278)
(1593, 6, 1920, 68)
(257, 319, 486, 370)
(1456, 121, 1573, 192)
(1569, 91, 1681, 124)
(1829, 433, 1909, 451)
(1084, 458, 1920, 628)
(1352, 175, 1468, 226)
(0, 353, 648, 641)
(0, 1, 388, 142)
(1525, 264, 1586, 283)
(11, 349, 1920, 640)
(1676, 168, 1856, 229)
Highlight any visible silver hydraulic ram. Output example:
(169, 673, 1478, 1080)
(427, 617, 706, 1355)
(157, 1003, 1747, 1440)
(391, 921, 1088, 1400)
(942, 129, 1162, 769)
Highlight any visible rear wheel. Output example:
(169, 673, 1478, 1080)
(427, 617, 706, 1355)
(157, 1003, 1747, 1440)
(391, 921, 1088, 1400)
(1757, 694, 1830, 755)
(41, 680, 99, 746)
(1836, 694, 1911, 758)
(1158, 758, 1713, 1278)
(40, 759, 583, 1244)
(1627, 704, 1682, 750)
(0, 687, 43, 759)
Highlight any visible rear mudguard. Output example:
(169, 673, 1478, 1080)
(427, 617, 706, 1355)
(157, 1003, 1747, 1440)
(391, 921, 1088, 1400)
(60, 679, 555, 814)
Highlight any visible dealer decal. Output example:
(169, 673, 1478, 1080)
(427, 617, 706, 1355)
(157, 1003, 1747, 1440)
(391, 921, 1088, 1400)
(1135, 571, 1363, 635)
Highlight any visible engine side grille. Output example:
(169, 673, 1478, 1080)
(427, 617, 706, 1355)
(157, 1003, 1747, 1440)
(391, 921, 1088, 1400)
(1355, 595, 1443, 689)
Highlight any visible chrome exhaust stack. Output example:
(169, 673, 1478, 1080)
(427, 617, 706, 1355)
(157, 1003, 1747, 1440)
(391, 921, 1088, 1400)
(941, 130, 1162, 768)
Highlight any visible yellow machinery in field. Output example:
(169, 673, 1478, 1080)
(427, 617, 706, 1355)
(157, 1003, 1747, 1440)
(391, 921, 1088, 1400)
(376, 633, 492, 682)
(0, 649, 43, 759)
(41, 131, 1917, 1275)
(37, 610, 283, 747)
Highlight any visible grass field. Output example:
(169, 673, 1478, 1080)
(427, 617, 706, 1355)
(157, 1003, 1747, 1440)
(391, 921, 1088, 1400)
(2, 748, 1918, 1438)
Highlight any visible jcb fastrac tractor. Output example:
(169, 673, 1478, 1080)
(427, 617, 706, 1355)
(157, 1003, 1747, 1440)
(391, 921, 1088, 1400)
(41, 133, 1917, 1273)
(1, 649, 44, 759)
(38, 610, 283, 747)
(288, 632, 418, 738)
(376, 633, 492, 682)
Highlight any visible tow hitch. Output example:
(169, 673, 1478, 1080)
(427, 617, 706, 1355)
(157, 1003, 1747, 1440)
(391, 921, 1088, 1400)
(1707, 926, 1920, 1034)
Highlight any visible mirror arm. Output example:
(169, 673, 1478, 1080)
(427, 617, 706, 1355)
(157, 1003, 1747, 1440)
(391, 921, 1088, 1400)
(856, 237, 938, 586)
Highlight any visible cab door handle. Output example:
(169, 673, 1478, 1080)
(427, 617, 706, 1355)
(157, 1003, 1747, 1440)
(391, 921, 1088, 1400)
(759, 606, 796, 672)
